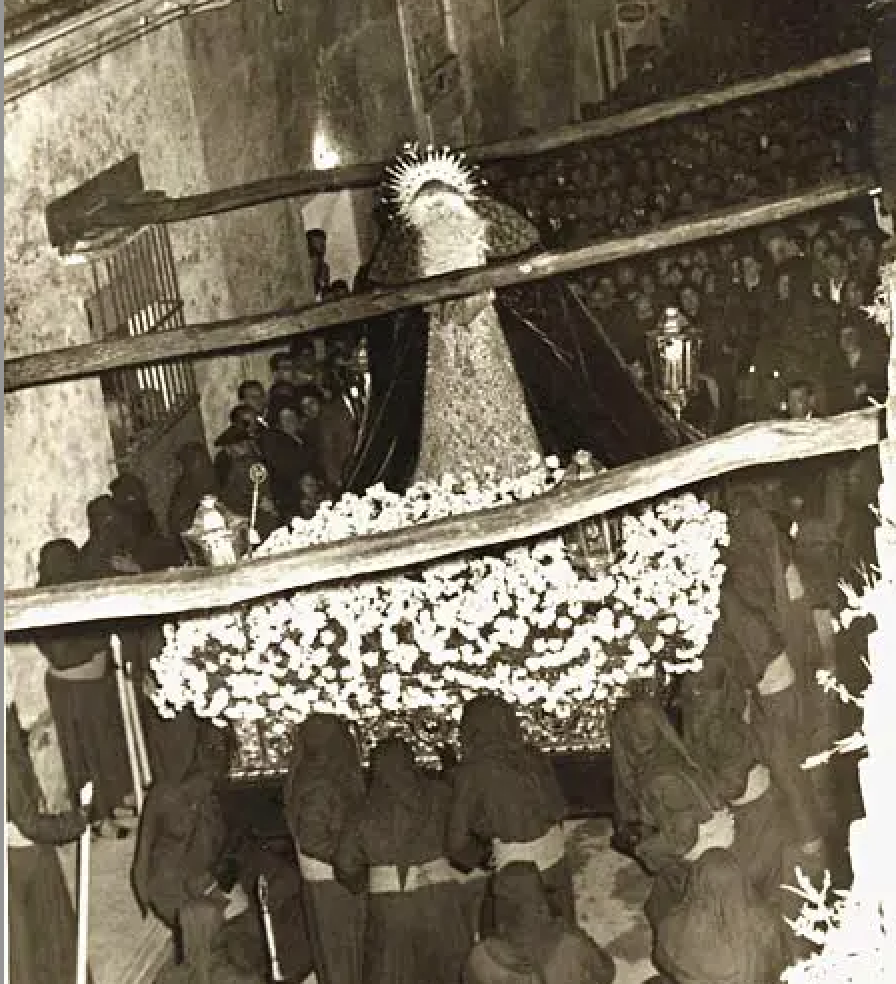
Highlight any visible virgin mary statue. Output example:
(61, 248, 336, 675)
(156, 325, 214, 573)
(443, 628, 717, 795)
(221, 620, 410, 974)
(347, 145, 686, 492)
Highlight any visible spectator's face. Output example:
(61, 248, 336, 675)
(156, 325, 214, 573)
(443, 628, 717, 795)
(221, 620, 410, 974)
(667, 265, 684, 288)
(616, 265, 636, 290)
(234, 408, 259, 438)
(680, 287, 700, 318)
(634, 295, 654, 322)
(742, 256, 761, 288)
(598, 276, 616, 298)
(766, 236, 789, 266)
(278, 406, 301, 435)
(825, 254, 846, 283)
(300, 395, 321, 420)
(786, 387, 812, 420)
(299, 473, 321, 498)
(639, 272, 656, 296)
(811, 237, 829, 264)
(242, 385, 266, 416)
(842, 281, 864, 309)
(839, 323, 861, 353)
(776, 273, 791, 301)
(856, 234, 876, 267)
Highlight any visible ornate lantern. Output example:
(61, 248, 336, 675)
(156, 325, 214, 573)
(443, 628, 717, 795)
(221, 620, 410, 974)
(646, 306, 703, 420)
(562, 450, 620, 576)
(182, 495, 250, 567)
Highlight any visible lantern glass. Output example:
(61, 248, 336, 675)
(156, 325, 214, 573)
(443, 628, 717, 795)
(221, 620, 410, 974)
(646, 307, 703, 417)
(182, 494, 250, 567)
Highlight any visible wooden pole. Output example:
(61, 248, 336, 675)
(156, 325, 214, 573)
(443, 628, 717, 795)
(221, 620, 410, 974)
(77, 48, 870, 231)
(75, 780, 94, 984)
(4, 176, 875, 393)
(111, 635, 144, 813)
(2, 407, 881, 633)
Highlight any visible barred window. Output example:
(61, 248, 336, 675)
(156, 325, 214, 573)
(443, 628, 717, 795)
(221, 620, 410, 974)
(84, 224, 198, 457)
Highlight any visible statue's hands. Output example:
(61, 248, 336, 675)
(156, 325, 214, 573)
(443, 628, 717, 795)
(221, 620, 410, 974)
(686, 809, 735, 860)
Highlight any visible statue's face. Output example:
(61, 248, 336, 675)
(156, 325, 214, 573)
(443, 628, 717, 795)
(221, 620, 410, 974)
(406, 187, 472, 229)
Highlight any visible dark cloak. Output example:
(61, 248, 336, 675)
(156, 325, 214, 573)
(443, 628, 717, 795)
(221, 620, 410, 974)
(347, 199, 690, 492)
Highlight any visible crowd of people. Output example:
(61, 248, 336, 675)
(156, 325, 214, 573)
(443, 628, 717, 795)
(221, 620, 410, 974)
(126, 694, 617, 984)
(198, 344, 364, 538)
(570, 204, 888, 431)
(485, 72, 868, 250)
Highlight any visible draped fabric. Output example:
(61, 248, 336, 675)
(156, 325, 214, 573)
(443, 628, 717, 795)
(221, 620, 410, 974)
(335, 739, 474, 984)
(352, 184, 690, 494)
(131, 773, 228, 927)
(610, 697, 721, 864)
(347, 279, 689, 492)
(450, 697, 574, 925)
(283, 715, 366, 984)
(678, 654, 808, 913)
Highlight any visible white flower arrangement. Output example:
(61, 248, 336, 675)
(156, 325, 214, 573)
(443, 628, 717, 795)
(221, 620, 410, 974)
(150, 454, 727, 765)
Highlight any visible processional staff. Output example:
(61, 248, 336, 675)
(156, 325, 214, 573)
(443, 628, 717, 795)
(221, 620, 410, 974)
(76, 780, 94, 984)
(257, 874, 286, 983)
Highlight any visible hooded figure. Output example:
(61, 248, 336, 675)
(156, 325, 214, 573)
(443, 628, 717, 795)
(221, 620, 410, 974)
(35, 539, 132, 834)
(465, 862, 615, 984)
(80, 495, 142, 579)
(449, 695, 574, 928)
(110, 472, 183, 571)
(610, 697, 739, 929)
(131, 724, 232, 929)
(653, 849, 789, 984)
(6, 701, 92, 984)
(678, 648, 825, 933)
(335, 737, 477, 984)
(283, 715, 366, 984)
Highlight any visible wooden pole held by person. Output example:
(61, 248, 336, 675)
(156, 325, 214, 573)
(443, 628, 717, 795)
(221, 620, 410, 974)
(76, 780, 94, 984)
(257, 875, 285, 983)
(111, 635, 145, 812)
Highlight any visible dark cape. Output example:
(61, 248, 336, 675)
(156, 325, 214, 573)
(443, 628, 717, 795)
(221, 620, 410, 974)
(347, 199, 693, 493)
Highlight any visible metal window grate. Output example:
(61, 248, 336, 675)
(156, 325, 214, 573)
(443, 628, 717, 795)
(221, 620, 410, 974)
(85, 224, 197, 456)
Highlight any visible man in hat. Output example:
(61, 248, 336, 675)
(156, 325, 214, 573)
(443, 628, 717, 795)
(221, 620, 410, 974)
(213, 406, 279, 534)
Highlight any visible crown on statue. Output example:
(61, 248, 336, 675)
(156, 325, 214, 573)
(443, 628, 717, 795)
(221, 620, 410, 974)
(384, 143, 480, 220)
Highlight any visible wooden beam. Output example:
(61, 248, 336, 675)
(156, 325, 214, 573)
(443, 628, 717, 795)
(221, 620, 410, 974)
(5, 176, 875, 392)
(3, 407, 882, 633)
(81, 48, 871, 230)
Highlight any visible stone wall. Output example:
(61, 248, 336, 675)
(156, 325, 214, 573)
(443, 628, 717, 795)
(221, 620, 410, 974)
(2, 23, 235, 797)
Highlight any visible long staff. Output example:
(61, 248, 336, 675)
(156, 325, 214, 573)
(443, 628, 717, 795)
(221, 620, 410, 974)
(122, 649, 152, 790)
(257, 875, 285, 982)
(76, 781, 94, 984)
(111, 634, 144, 812)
